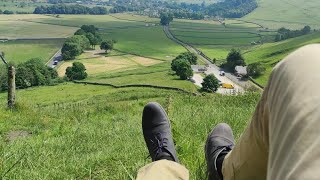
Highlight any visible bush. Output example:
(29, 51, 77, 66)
(247, 62, 266, 77)
(201, 74, 219, 92)
(65, 62, 87, 81)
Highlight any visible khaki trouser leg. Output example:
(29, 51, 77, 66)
(136, 160, 189, 180)
(223, 44, 320, 180)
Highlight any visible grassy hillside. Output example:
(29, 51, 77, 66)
(0, 83, 260, 179)
(0, 39, 64, 64)
(243, 0, 320, 29)
(244, 31, 320, 86)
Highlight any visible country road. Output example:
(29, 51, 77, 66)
(163, 25, 255, 92)
(47, 49, 62, 68)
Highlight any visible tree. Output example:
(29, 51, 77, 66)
(74, 29, 86, 36)
(302, 25, 311, 35)
(100, 40, 114, 53)
(65, 62, 87, 81)
(174, 59, 193, 80)
(160, 13, 173, 25)
(247, 62, 266, 77)
(174, 52, 197, 65)
(226, 49, 245, 71)
(62, 42, 81, 60)
(201, 74, 220, 93)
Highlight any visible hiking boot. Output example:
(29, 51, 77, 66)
(205, 123, 234, 180)
(142, 102, 179, 162)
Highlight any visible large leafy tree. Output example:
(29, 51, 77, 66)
(160, 13, 174, 25)
(100, 40, 114, 53)
(226, 49, 245, 71)
(174, 52, 198, 65)
(173, 59, 193, 80)
(65, 62, 87, 81)
(247, 62, 266, 77)
(201, 74, 220, 93)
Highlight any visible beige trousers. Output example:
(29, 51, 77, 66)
(136, 44, 320, 180)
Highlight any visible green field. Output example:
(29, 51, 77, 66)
(0, 83, 260, 179)
(28, 14, 185, 60)
(0, 39, 64, 64)
(244, 31, 320, 86)
(243, 0, 320, 29)
(170, 19, 266, 60)
(0, 1, 48, 13)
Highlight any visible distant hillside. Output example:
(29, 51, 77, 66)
(244, 31, 320, 86)
(243, 0, 320, 29)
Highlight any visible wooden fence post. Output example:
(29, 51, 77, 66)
(8, 65, 16, 108)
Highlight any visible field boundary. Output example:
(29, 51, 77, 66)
(113, 49, 168, 62)
(73, 81, 198, 96)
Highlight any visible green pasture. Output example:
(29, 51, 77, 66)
(28, 15, 185, 60)
(85, 62, 198, 93)
(244, 31, 320, 86)
(0, 1, 48, 13)
(0, 40, 64, 64)
(0, 20, 77, 39)
(0, 83, 260, 179)
(243, 0, 320, 29)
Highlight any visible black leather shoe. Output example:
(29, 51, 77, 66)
(142, 102, 179, 162)
(205, 123, 234, 180)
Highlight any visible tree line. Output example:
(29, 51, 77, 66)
(205, 0, 257, 18)
(275, 26, 311, 42)
(34, 4, 107, 15)
(0, 59, 61, 92)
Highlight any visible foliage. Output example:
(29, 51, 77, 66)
(206, 0, 258, 18)
(225, 49, 246, 71)
(172, 59, 193, 80)
(34, 4, 107, 15)
(62, 35, 90, 60)
(174, 52, 198, 65)
(75, 25, 101, 49)
(275, 26, 312, 42)
(0, 58, 58, 91)
(65, 62, 87, 81)
(201, 74, 220, 92)
(247, 62, 266, 78)
(160, 13, 174, 26)
(3, 10, 14, 14)
(100, 40, 114, 53)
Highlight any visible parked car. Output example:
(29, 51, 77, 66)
(219, 71, 225, 76)
(53, 60, 58, 65)
(222, 83, 234, 89)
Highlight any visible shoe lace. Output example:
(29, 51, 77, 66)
(146, 132, 169, 160)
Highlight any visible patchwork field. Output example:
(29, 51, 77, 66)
(57, 50, 163, 77)
(27, 14, 185, 60)
(0, 39, 64, 64)
(170, 19, 267, 60)
(0, 83, 260, 179)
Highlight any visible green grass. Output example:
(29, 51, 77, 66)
(243, 0, 320, 29)
(28, 15, 186, 60)
(0, 83, 260, 179)
(0, 39, 64, 64)
(170, 20, 267, 60)
(0, 20, 77, 39)
(84, 62, 198, 93)
(0, 1, 49, 13)
(244, 31, 320, 86)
